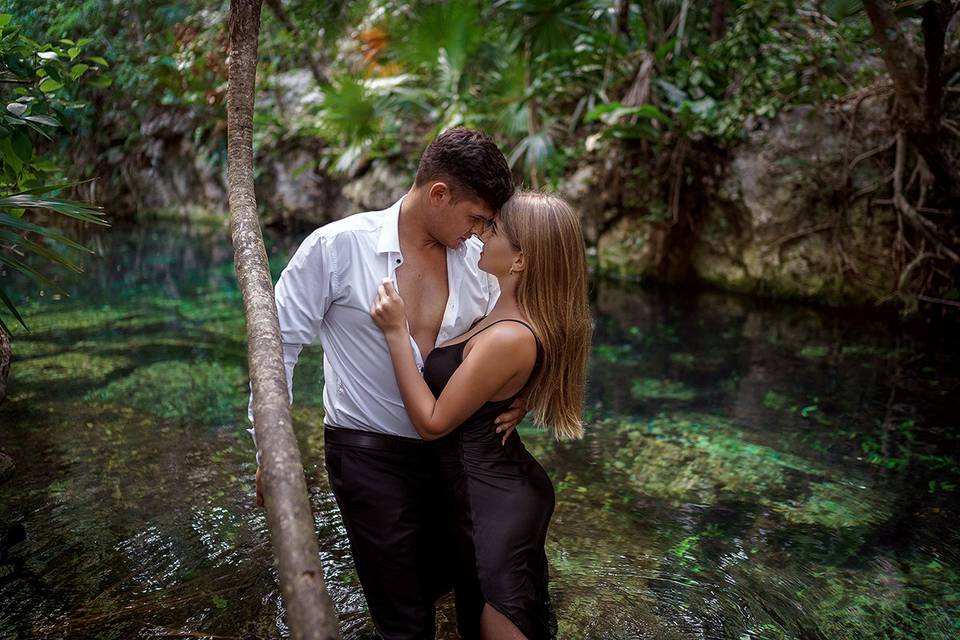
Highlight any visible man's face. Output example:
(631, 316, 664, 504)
(428, 184, 496, 248)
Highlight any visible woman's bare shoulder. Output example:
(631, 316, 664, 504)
(467, 319, 537, 362)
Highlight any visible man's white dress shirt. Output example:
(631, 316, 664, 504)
(248, 198, 499, 459)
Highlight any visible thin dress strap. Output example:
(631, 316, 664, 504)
(467, 318, 540, 346)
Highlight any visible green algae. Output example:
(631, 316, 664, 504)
(607, 414, 796, 502)
(800, 558, 960, 639)
(630, 378, 696, 401)
(592, 343, 638, 365)
(598, 413, 895, 533)
(669, 352, 697, 367)
(798, 345, 830, 359)
(12, 352, 132, 388)
(776, 481, 890, 528)
(87, 361, 246, 424)
(764, 390, 789, 410)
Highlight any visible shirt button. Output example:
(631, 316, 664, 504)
(395, 259, 401, 264)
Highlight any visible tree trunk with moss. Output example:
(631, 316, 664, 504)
(227, 1, 340, 638)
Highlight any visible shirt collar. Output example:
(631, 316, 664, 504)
(376, 197, 404, 255)
(376, 195, 470, 258)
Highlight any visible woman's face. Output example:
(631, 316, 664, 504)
(477, 217, 520, 277)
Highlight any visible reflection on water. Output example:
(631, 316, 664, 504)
(1, 224, 958, 639)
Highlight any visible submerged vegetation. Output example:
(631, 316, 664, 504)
(1, 226, 958, 636)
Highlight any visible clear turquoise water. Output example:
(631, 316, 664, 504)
(1, 224, 958, 639)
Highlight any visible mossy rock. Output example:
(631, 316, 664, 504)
(605, 414, 824, 503)
(87, 360, 246, 424)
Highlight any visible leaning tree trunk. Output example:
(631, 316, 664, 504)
(226, 2, 340, 639)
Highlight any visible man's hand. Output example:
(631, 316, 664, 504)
(494, 395, 528, 445)
(255, 466, 265, 508)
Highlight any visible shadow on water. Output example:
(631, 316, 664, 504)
(1, 224, 958, 639)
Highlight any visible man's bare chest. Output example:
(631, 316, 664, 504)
(396, 261, 448, 354)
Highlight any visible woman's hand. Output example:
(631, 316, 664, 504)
(371, 278, 407, 336)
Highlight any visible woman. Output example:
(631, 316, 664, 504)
(370, 191, 591, 640)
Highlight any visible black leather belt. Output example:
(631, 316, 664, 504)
(324, 425, 425, 453)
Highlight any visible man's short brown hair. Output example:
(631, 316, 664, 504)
(414, 127, 514, 212)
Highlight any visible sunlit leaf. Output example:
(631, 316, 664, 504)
(38, 78, 62, 92)
(24, 115, 60, 127)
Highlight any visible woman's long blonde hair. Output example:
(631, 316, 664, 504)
(499, 191, 591, 440)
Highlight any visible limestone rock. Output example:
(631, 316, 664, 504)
(692, 95, 898, 303)
(341, 162, 411, 212)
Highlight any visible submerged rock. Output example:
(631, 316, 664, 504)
(0, 451, 13, 484)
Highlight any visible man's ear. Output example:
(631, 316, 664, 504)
(428, 181, 449, 206)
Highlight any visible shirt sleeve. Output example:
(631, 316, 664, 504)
(247, 229, 336, 465)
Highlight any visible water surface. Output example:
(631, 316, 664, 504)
(1, 224, 958, 639)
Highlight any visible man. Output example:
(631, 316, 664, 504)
(249, 128, 523, 639)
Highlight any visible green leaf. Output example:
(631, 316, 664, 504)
(0, 252, 68, 295)
(1, 195, 107, 226)
(24, 115, 60, 127)
(11, 130, 32, 164)
(88, 56, 109, 67)
(0, 210, 97, 251)
(67, 47, 80, 61)
(0, 286, 27, 332)
(86, 75, 113, 88)
(10, 178, 95, 196)
(38, 78, 62, 93)
(0, 230, 83, 273)
(21, 120, 53, 141)
(70, 63, 89, 80)
(586, 102, 670, 125)
(0, 137, 23, 174)
(0, 14, 12, 28)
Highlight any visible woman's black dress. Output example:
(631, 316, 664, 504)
(423, 319, 556, 640)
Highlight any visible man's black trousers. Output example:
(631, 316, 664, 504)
(324, 425, 472, 640)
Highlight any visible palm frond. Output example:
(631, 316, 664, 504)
(0, 287, 27, 333)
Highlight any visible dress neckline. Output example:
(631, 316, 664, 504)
(426, 318, 539, 366)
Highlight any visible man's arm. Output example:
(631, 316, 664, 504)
(494, 394, 528, 445)
(250, 229, 335, 505)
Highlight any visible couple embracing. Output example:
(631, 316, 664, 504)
(250, 128, 591, 640)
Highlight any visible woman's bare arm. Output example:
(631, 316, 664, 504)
(372, 279, 536, 440)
